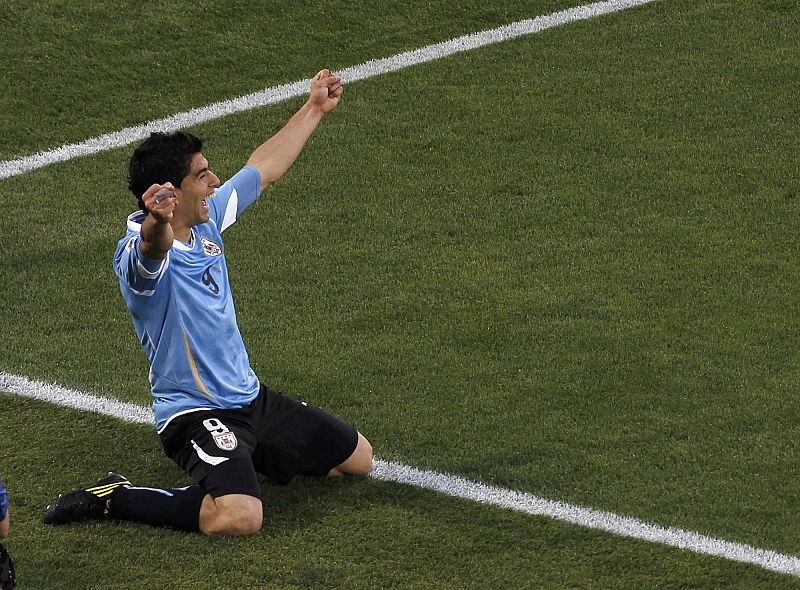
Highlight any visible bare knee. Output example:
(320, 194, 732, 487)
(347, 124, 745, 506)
(217, 508, 262, 536)
(199, 494, 263, 536)
(329, 432, 373, 476)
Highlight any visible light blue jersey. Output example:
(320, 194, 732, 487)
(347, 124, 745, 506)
(114, 166, 262, 433)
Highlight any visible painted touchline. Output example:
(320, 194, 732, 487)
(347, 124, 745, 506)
(0, 0, 662, 180)
(1, 370, 799, 578)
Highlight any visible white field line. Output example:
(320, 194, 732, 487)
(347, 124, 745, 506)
(1, 371, 798, 578)
(0, 0, 662, 181)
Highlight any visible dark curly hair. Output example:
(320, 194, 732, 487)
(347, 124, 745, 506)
(128, 131, 203, 212)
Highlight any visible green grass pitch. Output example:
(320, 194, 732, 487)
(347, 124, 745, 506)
(1, 0, 799, 587)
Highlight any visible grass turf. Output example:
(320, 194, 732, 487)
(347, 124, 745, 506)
(2, 0, 800, 587)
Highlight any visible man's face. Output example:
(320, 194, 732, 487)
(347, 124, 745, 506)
(174, 153, 220, 228)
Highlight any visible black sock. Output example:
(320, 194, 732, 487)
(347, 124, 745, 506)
(108, 484, 206, 532)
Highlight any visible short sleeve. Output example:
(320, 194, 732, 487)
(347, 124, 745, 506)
(113, 235, 169, 296)
(208, 166, 262, 233)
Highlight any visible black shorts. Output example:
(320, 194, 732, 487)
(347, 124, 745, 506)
(159, 384, 359, 500)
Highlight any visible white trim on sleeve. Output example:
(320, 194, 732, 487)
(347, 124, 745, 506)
(136, 255, 168, 280)
(220, 187, 239, 233)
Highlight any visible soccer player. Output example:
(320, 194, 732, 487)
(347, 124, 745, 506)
(44, 69, 373, 536)
(0, 474, 9, 539)
(0, 474, 15, 590)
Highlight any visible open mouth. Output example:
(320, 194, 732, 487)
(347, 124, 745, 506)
(201, 192, 214, 211)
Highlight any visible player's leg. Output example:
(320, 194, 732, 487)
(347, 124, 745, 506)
(44, 472, 208, 532)
(198, 492, 262, 536)
(105, 479, 209, 531)
(328, 431, 373, 476)
(252, 385, 373, 483)
(160, 409, 264, 535)
(44, 409, 265, 536)
(44, 476, 260, 535)
(105, 480, 262, 536)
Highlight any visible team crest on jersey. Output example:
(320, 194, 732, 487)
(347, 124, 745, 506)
(201, 236, 222, 256)
(213, 431, 238, 451)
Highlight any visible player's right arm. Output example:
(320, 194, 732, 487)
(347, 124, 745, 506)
(139, 183, 177, 259)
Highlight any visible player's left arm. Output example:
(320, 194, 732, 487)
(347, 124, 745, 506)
(246, 69, 343, 192)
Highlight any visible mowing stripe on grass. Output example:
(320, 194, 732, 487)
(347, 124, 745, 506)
(0, 0, 661, 180)
(2, 370, 799, 578)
